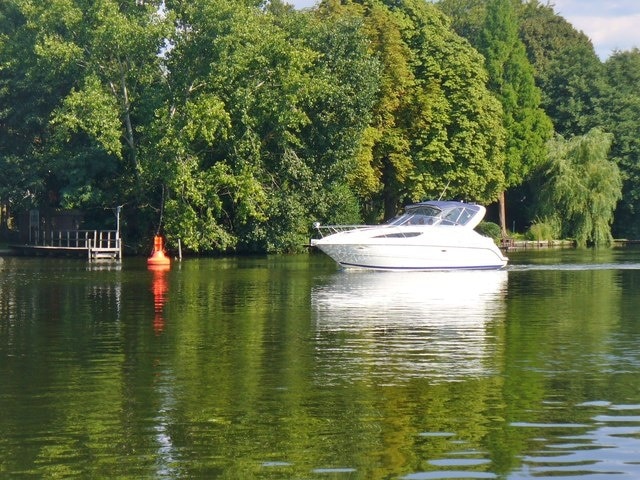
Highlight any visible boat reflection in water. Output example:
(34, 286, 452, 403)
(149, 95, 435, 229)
(311, 270, 508, 383)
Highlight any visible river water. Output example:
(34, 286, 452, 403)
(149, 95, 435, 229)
(1, 248, 640, 479)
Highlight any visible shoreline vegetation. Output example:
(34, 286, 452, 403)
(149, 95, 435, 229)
(3, 239, 640, 259)
(1, 1, 638, 255)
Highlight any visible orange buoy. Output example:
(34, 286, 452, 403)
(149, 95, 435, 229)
(147, 235, 170, 266)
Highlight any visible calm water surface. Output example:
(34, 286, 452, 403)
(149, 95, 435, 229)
(1, 248, 640, 479)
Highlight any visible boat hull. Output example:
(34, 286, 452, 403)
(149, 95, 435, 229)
(312, 228, 507, 271)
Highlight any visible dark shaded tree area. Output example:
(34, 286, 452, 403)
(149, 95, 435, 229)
(2, 0, 640, 253)
(600, 50, 640, 239)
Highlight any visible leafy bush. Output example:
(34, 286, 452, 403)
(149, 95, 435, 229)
(525, 217, 560, 241)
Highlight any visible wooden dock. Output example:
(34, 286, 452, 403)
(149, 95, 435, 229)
(9, 230, 122, 260)
(500, 238, 575, 251)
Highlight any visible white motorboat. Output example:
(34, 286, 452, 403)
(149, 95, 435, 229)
(311, 200, 508, 271)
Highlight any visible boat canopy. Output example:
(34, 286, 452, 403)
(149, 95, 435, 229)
(387, 201, 484, 228)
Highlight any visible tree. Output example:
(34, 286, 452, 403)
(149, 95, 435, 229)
(319, 0, 416, 221)
(46, 0, 174, 236)
(401, 0, 506, 207)
(476, 0, 552, 236)
(0, 0, 176, 243)
(437, 0, 486, 45)
(324, 0, 506, 221)
(519, 0, 605, 137)
(1, 0, 380, 252)
(0, 0, 77, 215)
(600, 49, 640, 239)
(53, 0, 172, 169)
(536, 129, 621, 246)
(155, 0, 379, 252)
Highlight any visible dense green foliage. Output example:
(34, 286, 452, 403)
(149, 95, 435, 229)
(327, 0, 506, 221)
(149, 0, 380, 252)
(535, 129, 621, 246)
(519, 1, 604, 137)
(600, 49, 640, 239)
(441, 0, 552, 235)
(478, 0, 552, 189)
(1, 0, 638, 252)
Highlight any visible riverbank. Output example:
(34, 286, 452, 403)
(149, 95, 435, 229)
(501, 238, 640, 251)
(1, 238, 637, 258)
(501, 239, 575, 251)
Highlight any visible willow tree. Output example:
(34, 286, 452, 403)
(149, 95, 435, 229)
(537, 129, 621, 247)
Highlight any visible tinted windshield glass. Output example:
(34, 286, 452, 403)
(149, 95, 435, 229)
(387, 205, 442, 226)
(406, 205, 441, 217)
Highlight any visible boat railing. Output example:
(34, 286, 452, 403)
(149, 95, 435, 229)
(312, 223, 376, 238)
(313, 222, 435, 238)
(312, 208, 475, 239)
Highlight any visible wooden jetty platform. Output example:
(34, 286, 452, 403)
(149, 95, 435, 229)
(500, 238, 575, 251)
(9, 230, 122, 260)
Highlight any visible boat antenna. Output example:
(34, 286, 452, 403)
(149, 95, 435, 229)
(438, 180, 451, 201)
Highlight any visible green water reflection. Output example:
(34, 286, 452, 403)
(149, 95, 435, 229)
(1, 250, 640, 479)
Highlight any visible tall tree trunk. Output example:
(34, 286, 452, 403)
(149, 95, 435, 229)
(499, 190, 507, 237)
(384, 191, 396, 222)
(119, 73, 137, 172)
(382, 158, 397, 221)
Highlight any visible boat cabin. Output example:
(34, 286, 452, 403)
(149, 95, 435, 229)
(389, 201, 483, 228)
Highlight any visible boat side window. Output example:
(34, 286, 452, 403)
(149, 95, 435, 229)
(457, 208, 474, 225)
(443, 207, 476, 225)
(409, 206, 441, 217)
(410, 215, 429, 225)
(440, 208, 459, 225)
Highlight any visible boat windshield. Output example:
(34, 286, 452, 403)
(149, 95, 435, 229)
(386, 204, 478, 227)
